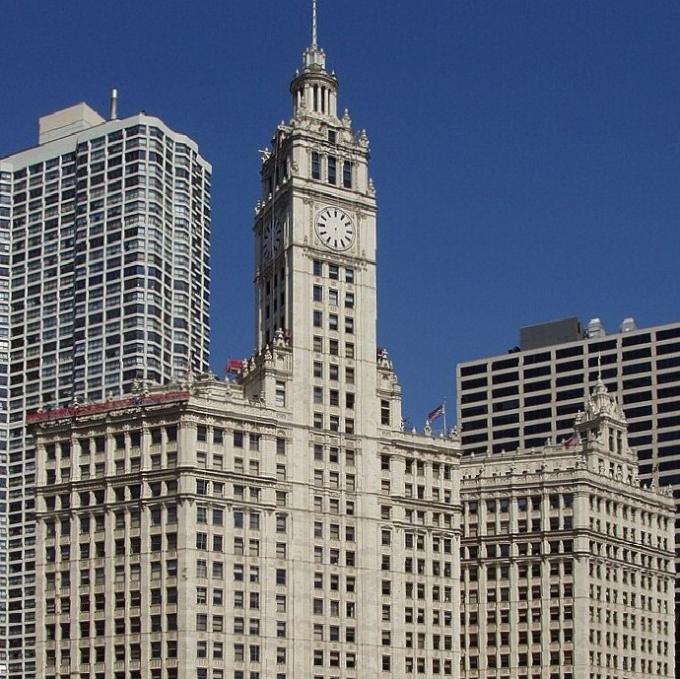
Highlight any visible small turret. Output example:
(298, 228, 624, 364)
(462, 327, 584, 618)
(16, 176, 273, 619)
(574, 378, 635, 465)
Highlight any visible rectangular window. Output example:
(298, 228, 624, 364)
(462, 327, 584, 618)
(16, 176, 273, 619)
(313, 285, 322, 302)
(343, 161, 352, 188)
(381, 399, 391, 426)
(313, 259, 323, 276)
(275, 382, 286, 407)
(312, 152, 321, 180)
(328, 156, 337, 184)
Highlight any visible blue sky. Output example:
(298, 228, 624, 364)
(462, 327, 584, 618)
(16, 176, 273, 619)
(1, 1, 679, 426)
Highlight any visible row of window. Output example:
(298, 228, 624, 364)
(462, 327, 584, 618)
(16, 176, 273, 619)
(460, 330, 680, 379)
(312, 260, 354, 282)
(312, 285, 354, 307)
(310, 152, 352, 189)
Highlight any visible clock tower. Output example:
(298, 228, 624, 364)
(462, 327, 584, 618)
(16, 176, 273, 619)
(237, 6, 460, 677)
(252, 6, 385, 437)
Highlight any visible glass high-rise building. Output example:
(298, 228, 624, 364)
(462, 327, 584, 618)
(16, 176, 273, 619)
(0, 100, 211, 678)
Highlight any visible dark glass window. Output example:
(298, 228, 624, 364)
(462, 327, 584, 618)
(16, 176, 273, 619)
(343, 161, 352, 188)
(622, 347, 651, 361)
(622, 362, 650, 376)
(556, 359, 582, 373)
(525, 380, 550, 393)
(327, 156, 336, 185)
(492, 385, 518, 398)
(523, 351, 550, 365)
(461, 377, 487, 390)
(657, 342, 680, 355)
(657, 400, 680, 414)
(588, 340, 616, 352)
(622, 376, 651, 390)
(525, 408, 551, 421)
(464, 419, 488, 431)
(462, 405, 487, 417)
(492, 371, 518, 385)
(524, 365, 550, 379)
(624, 405, 652, 418)
(621, 333, 650, 347)
(556, 388, 582, 401)
(658, 356, 680, 370)
(524, 422, 551, 435)
(556, 374, 581, 387)
(623, 390, 652, 404)
(460, 363, 486, 377)
(555, 345, 582, 359)
(492, 357, 518, 371)
(492, 414, 518, 426)
(461, 391, 486, 404)
(657, 327, 680, 341)
(311, 152, 320, 180)
(524, 393, 551, 407)
(493, 399, 519, 412)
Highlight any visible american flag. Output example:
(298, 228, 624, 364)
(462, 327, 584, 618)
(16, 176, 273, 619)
(427, 403, 445, 423)
(564, 432, 579, 447)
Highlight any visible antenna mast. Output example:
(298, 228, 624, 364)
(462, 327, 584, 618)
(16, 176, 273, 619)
(312, 0, 318, 48)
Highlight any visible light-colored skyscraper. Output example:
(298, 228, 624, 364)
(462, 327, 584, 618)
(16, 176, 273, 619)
(0, 99, 211, 678)
(31, 18, 463, 679)
(460, 380, 675, 678)
(456, 316, 680, 674)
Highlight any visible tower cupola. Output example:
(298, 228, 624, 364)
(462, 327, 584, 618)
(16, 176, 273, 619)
(290, 0, 338, 118)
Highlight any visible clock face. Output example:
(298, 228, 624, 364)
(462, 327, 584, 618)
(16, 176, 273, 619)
(316, 207, 355, 251)
(263, 218, 282, 259)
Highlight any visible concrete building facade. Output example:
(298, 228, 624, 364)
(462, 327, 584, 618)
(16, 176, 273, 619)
(0, 100, 211, 677)
(456, 318, 680, 669)
(30, 24, 463, 679)
(32, 378, 460, 679)
(460, 381, 675, 679)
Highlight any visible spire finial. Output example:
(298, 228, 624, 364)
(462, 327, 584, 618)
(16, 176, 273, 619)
(311, 0, 318, 49)
(596, 352, 602, 382)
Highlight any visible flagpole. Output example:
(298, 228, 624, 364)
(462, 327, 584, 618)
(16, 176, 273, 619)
(442, 401, 447, 436)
